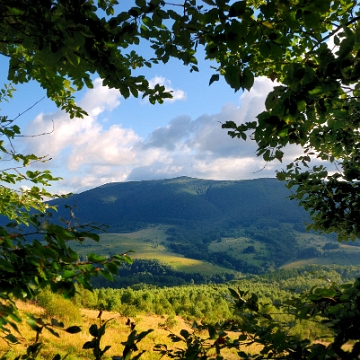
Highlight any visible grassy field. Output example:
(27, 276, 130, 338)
(1, 301, 258, 360)
(69, 225, 360, 276)
(294, 231, 331, 248)
(280, 232, 360, 269)
(72, 226, 237, 275)
(208, 236, 270, 267)
(281, 247, 360, 269)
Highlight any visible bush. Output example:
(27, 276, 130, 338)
(243, 245, 256, 254)
(159, 315, 178, 329)
(37, 289, 82, 325)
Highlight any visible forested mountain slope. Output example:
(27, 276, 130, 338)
(49, 177, 325, 275)
(3, 176, 356, 280)
(52, 177, 308, 231)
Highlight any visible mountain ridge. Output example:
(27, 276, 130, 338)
(51, 177, 308, 232)
(43, 177, 360, 280)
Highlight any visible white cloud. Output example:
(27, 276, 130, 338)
(22, 78, 123, 159)
(148, 76, 186, 102)
(66, 125, 139, 171)
(18, 76, 309, 193)
(80, 78, 121, 115)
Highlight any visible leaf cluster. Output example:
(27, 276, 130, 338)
(155, 277, 360, 359)
(121, 0, 360, 240)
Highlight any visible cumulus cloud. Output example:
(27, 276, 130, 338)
(22, 78, 124, 159)
(18, 76, 309, 193)
(141, 116, 193, 151)
(19, 78, 137, 191)
(128, 77, 289, 181)
(80, 78, 121, 115)
(148, 76, 186, 102)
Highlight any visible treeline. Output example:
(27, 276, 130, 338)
(258, 264, 360, 285)
(91, 258, 360, 290)
(165, 224, 303, 273)
(59, 265, 360, 341)
(91, 259, 238, 288)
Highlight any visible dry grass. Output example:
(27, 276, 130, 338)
(0, 302, 259, 360)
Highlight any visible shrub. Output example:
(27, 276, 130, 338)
(37, 289, 82, 325)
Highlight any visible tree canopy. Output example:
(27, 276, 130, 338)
(2, 0, 360, 240)
(1, 0, 360, 358)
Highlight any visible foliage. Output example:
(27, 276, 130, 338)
(37, 288, 82, 325)
(47, 177, 314, 273)
(0, 0, 176, 115)
(82, 313, 114, 360)
(1, 1, 359, 236)
(153, 277, 360, 360)
(171, 0, 360, 241)
(1, 0, 360, 359)
(71, 265, 359, 326)
(0, 210, 136, 353)
(49, 177, 308, 232)
(3, 0, 360, 242)
(0, 84, 63, 224)
(2, 267, 359, 359)
(91, 259, 237, 288)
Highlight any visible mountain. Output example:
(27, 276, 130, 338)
(8, 176, 358, 286)
(51, 176, 308, 231)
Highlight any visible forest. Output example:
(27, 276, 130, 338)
(3, 265, 360, 359)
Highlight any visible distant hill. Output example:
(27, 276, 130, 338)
(51, 177, 309, 232)
(46, 177, 321, 274)
(4, 176, 358, 286)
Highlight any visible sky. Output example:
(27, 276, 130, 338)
(0, 29, 304, 195)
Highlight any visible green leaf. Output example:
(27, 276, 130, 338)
(89, 324, 98, 337)
(228, 288, 240, 300)
(209, 74, 220, 85)
(135, 0, 146, 7)
(62, 270, 76, 279)
(207, 324, 217, 339)
(46, 327, 60, 338)
(83, 340, 96, 349)
(314, 288, 337, 298)
(26, 317, 42, 332)
(87, 253, 106, 262)
(104, 262, 119, 275)
(180, 329, 190, 339)
(337, 33, 355, 58)
(65, 326, 81, 334)
(99, 269, 114, 281)
(224, 65, 241, 91)
(229, 1, 247, 17)
(51, 318, 64, 328)
(135, 329, 153, 342)
(5, 334, 19, 344)
(202, 0, 216, 5)
(242, 68, 254, 91)
(238, 334, 247, 341)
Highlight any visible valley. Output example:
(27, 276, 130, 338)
(43, 176, 360, 287)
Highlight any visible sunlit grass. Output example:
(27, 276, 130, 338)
(71, 226, 237, 276)
(0, 301, 259, 360)
(208, 237, 271, 267)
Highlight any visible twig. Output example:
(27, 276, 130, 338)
(15, 119, 54, 137)
(6, 97, 45, 124)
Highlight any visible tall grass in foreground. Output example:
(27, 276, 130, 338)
(37, 289, 83, 325)
(0, 301, 258, 360)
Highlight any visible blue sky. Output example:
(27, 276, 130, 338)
(0, 35, 301, 195)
